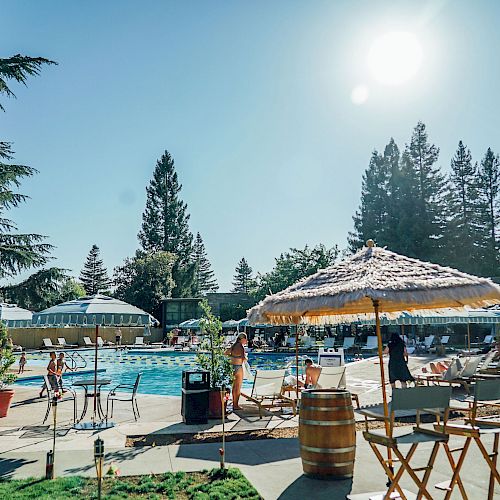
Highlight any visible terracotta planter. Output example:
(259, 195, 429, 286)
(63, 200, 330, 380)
(208, 389, 228, 419)
(0, 389, 15, 418)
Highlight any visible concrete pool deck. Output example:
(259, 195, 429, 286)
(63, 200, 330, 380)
(3, 354, 496, 498)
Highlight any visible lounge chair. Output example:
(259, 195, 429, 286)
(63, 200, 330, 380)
(133, 336, 145, 347)
(106, 373, 142, 421)
(361, 386, 456, 500)
(482, 334, 495, 346)
(83, 336, 95, 347)
(58, 337, 77, 348)
(314, 366, 360, 408)
(434, 379, 500, 499)
(241, 369, 296, 418)
(300, 336, 314, 349)
(41, 338, 62, 349)
(342, 336, 355, 351)
(323, 337, 335, 349)
(361, 335, 378, 352)
(41, 375, 77, 424)
(416, 356, 483, 393)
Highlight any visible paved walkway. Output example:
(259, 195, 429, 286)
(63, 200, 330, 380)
(3, 354, 493, 499)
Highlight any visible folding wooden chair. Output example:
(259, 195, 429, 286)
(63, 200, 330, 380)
(434, 378, 500, 500)
(361, 386, 456, 500)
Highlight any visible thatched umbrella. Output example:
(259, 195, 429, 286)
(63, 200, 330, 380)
(248, 240, 500, 428)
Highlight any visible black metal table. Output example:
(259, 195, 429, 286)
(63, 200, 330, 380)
(73, 378, 111, 422)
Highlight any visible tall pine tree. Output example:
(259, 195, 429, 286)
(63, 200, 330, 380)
(397, 122, 446, 260)
(477, 148, 500, 276)
(232, 258, 255, 293)
(79, 244, 112, 295)
(138, 151, 195, 297)
(443, 141, 480, 273)
(192, 232, 218, 296)
(348, 150, 390, 251)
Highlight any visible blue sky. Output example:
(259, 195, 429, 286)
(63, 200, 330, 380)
(2, 0, 500, 291)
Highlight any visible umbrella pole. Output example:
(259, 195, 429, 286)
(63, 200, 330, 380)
(93, 324, 98, 423)
(295, 324, 299, 399)
(373, 300, 393, 476)
(467, 324, 471, 353)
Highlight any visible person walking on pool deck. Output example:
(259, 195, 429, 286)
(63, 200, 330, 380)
(225, 332, 248, 410)
(384, 332, 415, 389)
(18, 351, 27, 374)
(39, 351, 59, 398)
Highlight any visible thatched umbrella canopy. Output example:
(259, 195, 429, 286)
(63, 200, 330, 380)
(248, 240, 500, 436)
(248, 243, 500, 325)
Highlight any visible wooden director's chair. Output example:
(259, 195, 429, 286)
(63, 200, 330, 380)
(360, 386, 456, 500)
(434, 378, 500, 500)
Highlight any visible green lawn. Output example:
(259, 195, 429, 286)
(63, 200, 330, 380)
(0, 468, 262, 499)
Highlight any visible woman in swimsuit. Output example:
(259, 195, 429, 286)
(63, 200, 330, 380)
(225, 333, 247, 410)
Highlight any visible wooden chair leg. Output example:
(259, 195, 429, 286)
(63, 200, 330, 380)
(444, 437, 472, 500)
(488, 433, 499, 500)
(368, 443, 408, 500)
(419, 442, 440, 498)
(474, 436, 500, 485)
(392, 446, 434, 499)
(441, 442, 468, 500)
(384, 444, 418, 500)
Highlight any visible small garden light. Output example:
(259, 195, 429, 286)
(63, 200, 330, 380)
(94, 437, 105, 499)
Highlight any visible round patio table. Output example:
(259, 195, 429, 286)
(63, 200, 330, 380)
(73, 378, 111, 422)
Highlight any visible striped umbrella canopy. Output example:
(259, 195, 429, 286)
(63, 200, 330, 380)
(357, 307, 500, 326)
(32, 294, 158, 327)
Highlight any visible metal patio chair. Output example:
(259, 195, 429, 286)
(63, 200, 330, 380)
(361, 386, 458, 500)
(106, 373, 142, 421)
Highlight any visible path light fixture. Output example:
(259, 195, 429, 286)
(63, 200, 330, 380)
(94, 437, 105, 499)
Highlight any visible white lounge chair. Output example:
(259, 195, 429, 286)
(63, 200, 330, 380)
(42, 338, 62, 349)
(342, 337, 355, 350)
(241, 369, 296, 418)
(482, 334, 495, 345)
(324, 337, 335, 349)
(83, 336, 95, 347)
(361, 335, 378, 352)
(133, 336, 145, 347)
(58, 337, 77, 348)
(315, 366, 346, 389)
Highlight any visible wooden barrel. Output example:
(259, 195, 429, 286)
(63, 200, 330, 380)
(299, 389, 356, 479)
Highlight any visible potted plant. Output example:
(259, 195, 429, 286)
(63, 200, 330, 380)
(196, 300, 232, 418)
(0, 322, 17, 417)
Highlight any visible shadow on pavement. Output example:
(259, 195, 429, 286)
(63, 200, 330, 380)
(64, 447, 150, 474)
(0, 457, 38, 478)
(278, 475, 353, 500)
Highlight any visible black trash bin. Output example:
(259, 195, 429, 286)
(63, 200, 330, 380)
(181, 370, 210, 424)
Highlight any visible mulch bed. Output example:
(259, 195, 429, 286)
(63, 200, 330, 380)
(127, 405, 499, 448)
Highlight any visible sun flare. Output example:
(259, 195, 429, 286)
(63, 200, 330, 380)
(367, 32, 423, 86)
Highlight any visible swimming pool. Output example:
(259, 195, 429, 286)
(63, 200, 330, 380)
(16, 350, 358, 396)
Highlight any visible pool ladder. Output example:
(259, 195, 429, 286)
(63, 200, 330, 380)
(65, 351, 87, 370)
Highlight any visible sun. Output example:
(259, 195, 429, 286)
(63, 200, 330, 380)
(367, 32, 423, 86)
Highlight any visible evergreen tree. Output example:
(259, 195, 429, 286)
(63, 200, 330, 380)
(477, 148, 500, 276)
(444, 141, 480, 272)
(79, 244, 112, 295)
(232, 258, 255, 293)
(138, 151, 195, 297)
(397, 122, 446, 260)
(0, 54, 56, 111)
(192, 232, 218, 295)
(383, 138, 402, 249)
(348, 150, 389, 251)
(0, 143, 52, 278)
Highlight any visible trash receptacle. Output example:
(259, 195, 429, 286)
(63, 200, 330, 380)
(181, 370, 210, 424)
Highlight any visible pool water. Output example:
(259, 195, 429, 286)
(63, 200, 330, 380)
(16, 350, 357, 396)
